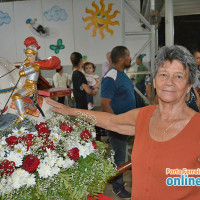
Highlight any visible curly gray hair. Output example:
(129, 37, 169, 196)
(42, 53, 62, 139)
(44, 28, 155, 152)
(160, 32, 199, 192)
(154, 45, 197, 84)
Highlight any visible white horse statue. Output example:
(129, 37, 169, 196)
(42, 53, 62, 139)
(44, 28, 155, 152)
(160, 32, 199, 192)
(0, 58, 52, 128)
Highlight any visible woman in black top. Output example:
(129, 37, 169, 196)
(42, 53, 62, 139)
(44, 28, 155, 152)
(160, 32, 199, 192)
(70, 52, 98, 109)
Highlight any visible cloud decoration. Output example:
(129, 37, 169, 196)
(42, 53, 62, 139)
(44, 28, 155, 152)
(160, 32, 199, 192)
(44, 5, 68, 22)
(0, 10, 11, 26)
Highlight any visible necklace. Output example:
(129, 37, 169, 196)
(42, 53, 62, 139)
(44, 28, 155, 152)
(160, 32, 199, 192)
(163, 122, 174, 134)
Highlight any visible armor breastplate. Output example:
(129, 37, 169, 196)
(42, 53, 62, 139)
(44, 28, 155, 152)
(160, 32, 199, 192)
(27, 71, 39, 81)
(23, 64, 40, 81)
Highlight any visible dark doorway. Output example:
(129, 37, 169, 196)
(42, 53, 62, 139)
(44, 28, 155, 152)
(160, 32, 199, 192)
(158, 14, 200, 52)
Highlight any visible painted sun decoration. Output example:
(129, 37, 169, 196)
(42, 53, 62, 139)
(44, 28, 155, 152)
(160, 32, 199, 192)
(82, 0, 120, 39)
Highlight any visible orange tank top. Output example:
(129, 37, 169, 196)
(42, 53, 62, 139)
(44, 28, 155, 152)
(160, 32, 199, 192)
(131, 105, 200, 200)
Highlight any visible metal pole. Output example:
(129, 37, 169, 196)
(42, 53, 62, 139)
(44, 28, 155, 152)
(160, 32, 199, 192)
(150, 0, 156, 103)
(121, 0, 126, 46)
(165, 0, 174, 46)
(124, 0, 151, 30)
(150, 0, 155, 73)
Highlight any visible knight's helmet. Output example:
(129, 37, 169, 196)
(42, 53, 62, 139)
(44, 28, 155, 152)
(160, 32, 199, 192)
(23, 37, 40, 64)
(24, 36, 40, 54)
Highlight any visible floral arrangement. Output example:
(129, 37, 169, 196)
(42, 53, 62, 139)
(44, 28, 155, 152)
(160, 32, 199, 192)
(0, 112, 117, 200)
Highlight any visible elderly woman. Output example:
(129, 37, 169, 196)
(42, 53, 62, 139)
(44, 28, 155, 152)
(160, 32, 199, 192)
(46, 45, 200, 199)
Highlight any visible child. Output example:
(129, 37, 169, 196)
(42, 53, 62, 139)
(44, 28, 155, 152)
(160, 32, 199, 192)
(83, 62, 100, 110)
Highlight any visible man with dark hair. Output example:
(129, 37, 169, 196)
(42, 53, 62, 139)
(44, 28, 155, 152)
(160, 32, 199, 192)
(101, 46, 136, 199)
(110, 46, 128, 64)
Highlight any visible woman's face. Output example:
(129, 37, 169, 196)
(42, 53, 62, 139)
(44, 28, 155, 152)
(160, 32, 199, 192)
(85, 64, 94, 74)
(154, 60, 191, 103)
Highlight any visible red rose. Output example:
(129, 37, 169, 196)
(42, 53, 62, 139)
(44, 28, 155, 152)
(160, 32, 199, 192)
(92, 141, 97, 149)
(0, 160, 15, 176)
(35, 122, 48, 131)
(23, 155, 40, 173)
(80, 130, 92, 141)
(42, 140, 55, 152)
(67, 147, 79, 162)
(38, 127, 51, 138)
(6, 136, 18, 146)
(60, 122, 73, 133)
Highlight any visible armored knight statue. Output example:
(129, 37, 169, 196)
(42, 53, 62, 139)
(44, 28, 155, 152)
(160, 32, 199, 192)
(11, 36, 60, 124)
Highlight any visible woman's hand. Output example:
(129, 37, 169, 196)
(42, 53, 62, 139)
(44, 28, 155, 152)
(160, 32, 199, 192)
(93, 87, 98, 95)
(82, 83, 98, 95)
(46, 98, 73, 115)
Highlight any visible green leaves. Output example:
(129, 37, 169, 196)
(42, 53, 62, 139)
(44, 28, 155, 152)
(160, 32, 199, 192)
(50, 39, 65, 54)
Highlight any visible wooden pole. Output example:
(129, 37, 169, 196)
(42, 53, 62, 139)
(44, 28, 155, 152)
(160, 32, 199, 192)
(108, 161, 132, 181)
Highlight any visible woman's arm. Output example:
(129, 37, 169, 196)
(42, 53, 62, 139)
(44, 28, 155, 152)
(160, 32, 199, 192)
(82, 83, 98, 95)
(46, 98, 139, 135)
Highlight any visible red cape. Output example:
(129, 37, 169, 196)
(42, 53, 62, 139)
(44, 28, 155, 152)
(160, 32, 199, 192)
(34, 56, 61, 70)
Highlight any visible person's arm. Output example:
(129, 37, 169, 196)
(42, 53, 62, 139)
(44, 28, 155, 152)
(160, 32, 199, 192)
(93, 78, 101, 88)
(100, 75, 117, 114)
(101, 97, 114, 113)
(82, 83, 98, 95)
(46, 98, 139, 135)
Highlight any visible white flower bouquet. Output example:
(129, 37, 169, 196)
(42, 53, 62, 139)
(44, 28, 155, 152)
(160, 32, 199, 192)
(0, 113, 117, 200)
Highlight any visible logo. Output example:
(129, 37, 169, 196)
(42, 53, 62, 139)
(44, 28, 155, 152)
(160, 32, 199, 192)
(166, 168, 200, 186)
